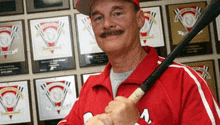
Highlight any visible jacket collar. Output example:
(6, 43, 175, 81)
(91, 46, 159, 92)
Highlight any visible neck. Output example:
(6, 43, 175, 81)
(107, 45, 147, 73)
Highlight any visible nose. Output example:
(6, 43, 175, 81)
(103, 17, 116, 29)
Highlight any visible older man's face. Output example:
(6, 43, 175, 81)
(90, 0, 144, 55)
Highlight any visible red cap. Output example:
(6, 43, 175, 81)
(76, 0, 140, 16)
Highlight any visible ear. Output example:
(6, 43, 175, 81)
(136, 10, 145, 29)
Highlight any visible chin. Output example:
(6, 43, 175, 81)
(103, 45, 124, 55)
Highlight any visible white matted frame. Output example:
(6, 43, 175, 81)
(34, 75, 78, 123)
(140, 6, 167, 57)
(75, 13, 109, 67)
(0, 80, 33, 125)
(29, 15, 75, 73)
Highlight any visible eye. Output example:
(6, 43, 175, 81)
(114, 12, 122, 17)
(95, 16, 103, 21)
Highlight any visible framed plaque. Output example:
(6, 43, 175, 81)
(184, 60, 218, 99)
(140, 6, 166, 57)
(75, 14, 109, 67)
(166, 2, 212, 57)
(81, 72, 101, 85)
(0, 80, 33, 125)
(29, 16, 75, 73)
(0, 0, 24, 16)
(214, 15, 220, 54)
(0, 20, 28, 76)
(26, 0, 70, 13)
(34, 75, 78, 124)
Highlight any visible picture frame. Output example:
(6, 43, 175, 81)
(26, 0, 70, 13)
(213, 15, 220, 54)
(81, 72, 101, 85)
(28, 15, 76, 73)
(0, 20, 29, 76)
(140, 6, 167, 57)
(0, 0, 24, 16)
(166, 1, 212, 57)
(0, 80, 33, 125)
(34, 75, 78, 124)
(75, 13, 109, 67)
(184, 60, 218, 99)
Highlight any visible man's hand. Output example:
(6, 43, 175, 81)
(105, 96, 140, 125)
(86, 114, 113, 125)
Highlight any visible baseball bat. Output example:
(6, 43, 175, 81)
(128, 0, 220, 104)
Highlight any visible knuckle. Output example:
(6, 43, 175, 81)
(105, 107, 109, 113)
(121, 102, 127, 108)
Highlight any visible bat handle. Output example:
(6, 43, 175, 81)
(128, 88, 145, 104)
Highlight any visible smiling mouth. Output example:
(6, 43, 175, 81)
(100, 30, 124, 38)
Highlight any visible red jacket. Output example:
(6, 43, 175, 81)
(58, 47, 220, 125)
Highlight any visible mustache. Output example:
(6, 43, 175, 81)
(100, 30, 124, 38)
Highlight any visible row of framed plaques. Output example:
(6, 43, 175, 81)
(1, 2, 220, 76)
(0, 75, 78, 125)
(1, 58, 220, 125)
(75, 5, 167, 67)
(0, 16, 76, 77)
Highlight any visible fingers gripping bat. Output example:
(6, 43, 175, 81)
(128, 0, 220, 104)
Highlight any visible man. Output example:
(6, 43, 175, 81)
(58, 0, 220, 124)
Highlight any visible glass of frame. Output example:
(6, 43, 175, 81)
(0, 80, 33, 125)
(28, 15, 75, 73)
(184, 60, 218, 99)
(140, 6, 167, 57)
(0, 0, 24, 16)
(75, 13, 109, 67)
(0, 20, 29, 76)
(26, 0, 70, 13)
(214, 15, 220, 54)
(34, 75, 78, 124)
(73, 0, 77, 9)
(166, 1, 212, 57)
